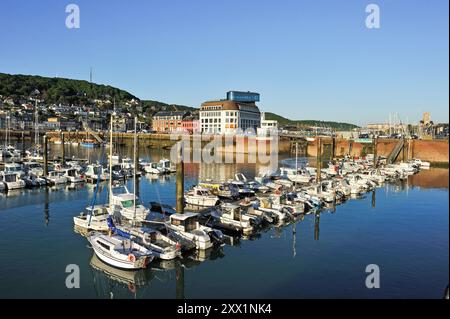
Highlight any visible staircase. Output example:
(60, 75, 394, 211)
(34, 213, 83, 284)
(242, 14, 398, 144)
(387, 139, 405, 164)
(82, 121, 104, 143)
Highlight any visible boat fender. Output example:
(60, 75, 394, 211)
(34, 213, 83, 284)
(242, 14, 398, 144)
(127, 254, 136, 263)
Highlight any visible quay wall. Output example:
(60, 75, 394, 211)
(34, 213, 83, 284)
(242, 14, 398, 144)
(2, 130, 447, 164)
(307, 138, 449, 164)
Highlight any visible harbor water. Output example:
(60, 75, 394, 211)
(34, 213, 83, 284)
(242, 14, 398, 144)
(0, 145, 448, 299)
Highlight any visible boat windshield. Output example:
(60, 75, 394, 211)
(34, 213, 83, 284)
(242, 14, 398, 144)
(6, 166, 21, 172)
(121, 200, 134, 208)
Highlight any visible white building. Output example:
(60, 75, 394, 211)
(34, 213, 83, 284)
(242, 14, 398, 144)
(199, 91, 261, 135)
(257, 112, 278, 136)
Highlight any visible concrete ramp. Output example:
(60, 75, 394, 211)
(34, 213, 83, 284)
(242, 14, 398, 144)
(82, 121, 104, 143)
(387, 139, 405, 164)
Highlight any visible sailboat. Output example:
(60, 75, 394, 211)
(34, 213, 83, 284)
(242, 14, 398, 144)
(87, 114, 153, 269)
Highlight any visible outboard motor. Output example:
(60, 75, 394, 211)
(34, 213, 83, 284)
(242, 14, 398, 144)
(208, 230, 224, 246)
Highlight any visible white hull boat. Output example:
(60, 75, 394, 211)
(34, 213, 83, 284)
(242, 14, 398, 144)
(88, 231, 153, 269)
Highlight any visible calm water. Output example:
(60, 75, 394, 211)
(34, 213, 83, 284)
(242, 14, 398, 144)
(0, 145, 448, 299)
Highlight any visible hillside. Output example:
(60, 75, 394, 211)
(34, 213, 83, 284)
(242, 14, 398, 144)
(264, 112, 358, 131)
(0, 72, 136, 105)
(0, 72, 358, 129)
(0, 73, 193, 114)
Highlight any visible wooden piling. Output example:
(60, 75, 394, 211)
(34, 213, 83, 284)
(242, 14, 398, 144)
(314, 213, 320, 241)
(176, 143, 184, 214)
(373, 137, 378, 167)
(43, 135, 48, 176)
(331, 137, 336, 160)
(316, 138, 322, 183)
(21, 130, 25, 156)
(61, 132, 65, 164)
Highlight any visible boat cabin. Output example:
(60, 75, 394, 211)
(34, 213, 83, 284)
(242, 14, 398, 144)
(170, 212, 200, 232)
(220, 203, 243, 221)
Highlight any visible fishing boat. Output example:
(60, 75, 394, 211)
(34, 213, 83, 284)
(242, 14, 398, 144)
(185, 186, 219, 207)
(165, 212, 222, 250)
(73, 205, 111, 231)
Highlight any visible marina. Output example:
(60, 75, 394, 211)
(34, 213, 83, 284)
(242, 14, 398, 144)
(0, 140, 448, 298)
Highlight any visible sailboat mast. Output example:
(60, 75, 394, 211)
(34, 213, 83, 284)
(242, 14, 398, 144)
(109, 113, 114, 207)
(295, 142, 298, 171)
(133, 116, 137, 224)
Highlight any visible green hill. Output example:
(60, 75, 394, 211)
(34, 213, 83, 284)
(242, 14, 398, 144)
(0, 72, 136, 105)
(0, 72, 358, 129)
(264, 112, 358, 131)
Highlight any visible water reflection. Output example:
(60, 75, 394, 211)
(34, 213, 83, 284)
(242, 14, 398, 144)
(90, 254, 153, 299)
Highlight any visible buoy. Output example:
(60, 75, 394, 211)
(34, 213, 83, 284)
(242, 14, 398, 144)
(127, 254, 136, 263)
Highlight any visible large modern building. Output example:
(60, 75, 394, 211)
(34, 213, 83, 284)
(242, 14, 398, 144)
(199, 91, 261, 134)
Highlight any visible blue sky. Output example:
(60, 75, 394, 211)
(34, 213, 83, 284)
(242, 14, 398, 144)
(0, 0, 448, 125)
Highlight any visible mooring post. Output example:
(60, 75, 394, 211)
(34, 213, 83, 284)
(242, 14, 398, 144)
(61, 132, 65, 164)
(314, 213, 320, 241)
(373, 137, 378, 168)
(21, 130, 25, 156)
(176, 142, 184, 214)
(332, 136, 336, 160)
(316, 137, 322, 183)
(372, 190, 376, 208)
(43, 135, 48, 176)
(402, 137, 406, 161)
(135, 132, 140, 198)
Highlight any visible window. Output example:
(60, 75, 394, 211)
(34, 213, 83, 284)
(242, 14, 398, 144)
(98, 241, 111, 251)
(121, 200, 134, 208)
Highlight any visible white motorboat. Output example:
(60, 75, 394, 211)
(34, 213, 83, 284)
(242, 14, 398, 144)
(23, 162, 44, 177)
(359, 170, 386, 185)
(165, 212, 221, 250)
(159, 159, 176, 173)
(185, 186, 219, 207)
(280, 167, 313, 184)
(46, 170, 69, 185)
(109, 186, 149, 222)
(207, 203, 258, 235)
(198, 181, 239, 199)
(411, 158, 430, 169)
(143, 162, 165, 175)
(88, 231, 153, 270)
(3, 163, 25, 178)
(62, 168, 85, 183)
(23, 172, 47, 187)
(0, 172, 26, 190)
(85, 164, 109, 183)
(73, 205, 111, 231)
(118, 226, 181, 260)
